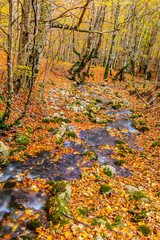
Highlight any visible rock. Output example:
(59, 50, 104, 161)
(126, 185, 139, 195)
(91, 106, 101, 114)
(42, 116, 50, 123)
(53, 113, 61, 118)
(47, 180, 72, 201)
(46, 181, 72, 225)
(54, 107, 60, 111)
(126, 185, 151, 202)
(27, 219, 42, 231)
(0, 141, 10, 167)
(100, 185, 113, 195)
(14, 134, 30, 146)
(83, 150, 98, 161)
(102, 165, 116, 177)
(55, 122, 68, 138)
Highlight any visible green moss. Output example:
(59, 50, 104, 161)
(139, 126, 150, 132)
(104, 168, 112, 177)
(74, 118, 81, 123)
(47, 196, 69, 225)
(100, 185, 113, 195)
(132, 121, 138, 128)
(128, 149, 134, 154)
(112, 103, 121, 109)
(42, 116, 50, 123)
(95, 174, 102, 180)
(83, 150, 98, 161)
(132, 210, 147, 223)
(114, 160, 126, 166)
(132, 191, 151, 202)
(118, 152, 125, 157)
(77, 207, 89, 217)
(112, 216, 123, 227)
(139, 121, 146, 125)
(20, 235, 32, 240)
(47, 181, 68, 196)
(140, 153, 147, 158)
(117, 144, 125, 150)
(65, 131, 77, 138)
(130, 115, 138, 119)
(95, 98, 103, 103)
(55, 138, 63, 144)
(152, 141, 159, 147)
(14, 134, 30, 146)
(48, 127, 55, 132)
(91, 216, 112, 230)
(117, 139, 125, 144)
(137, 225, 151, 237)
(27, 219, 42, 231)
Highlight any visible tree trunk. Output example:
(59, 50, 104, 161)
(1, 0, 14, 123)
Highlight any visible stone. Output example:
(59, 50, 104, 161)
(14, 134, 30, 146)
(126, 185, 151, 202)
(0, 141, 10, 167)
(102, 165, 116, 177)
(55, 122, 68, 138)
(101, 165, 116, 177)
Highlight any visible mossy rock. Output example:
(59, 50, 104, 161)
(118, 152, 125, 157)
(137, 225, 151, 237)
(126, 185, 151, 202)
(102, 165, 116, 177)
(132, 191, 151, 202)
(48, 127, 55, 132)
(20, 235, 33, 240)
(55, 137, 63, 144)
(14, 134, 30, 146)
(0, 141, 10, 167)
(139, 121, 146, 125)
(139, 126, 150, 132)
(112, 216, 123, 227)
(117, 144, 125, 150)
(74, 118, 81, 123)
(117, 139, 125, 144)
(103, 168, 112, 177)
(95, 98, 103, 103)
(65, 131, 77, 138)
(100, 185, 113, 195)
(131, 210, 147, 223)
(42, 116, 50, 123)
(47, 180, 71, 200)
(128, 149, 134, 154)
(77, 207, 89, 217)
(132, 121, 138, 128)
(152, 141, 159, 147)
(27, 219, 42, 231)
(83, 150, 98, 161)
(130, 115, 138, 119)
(47, 196, 70, 225)
(114, 160, 126, 166)
(91, 216, 112, 230)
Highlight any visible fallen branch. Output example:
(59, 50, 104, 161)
(61, 211, 94, 230)
(132, 75, 157, 106)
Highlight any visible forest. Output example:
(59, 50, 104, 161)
(0, 0, 160, 239)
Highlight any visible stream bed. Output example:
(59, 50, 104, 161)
(0, 85, 142, 238)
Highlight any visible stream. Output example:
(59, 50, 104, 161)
(0, 84, 142, 238)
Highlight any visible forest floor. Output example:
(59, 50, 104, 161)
(0, 61, 160, 240)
